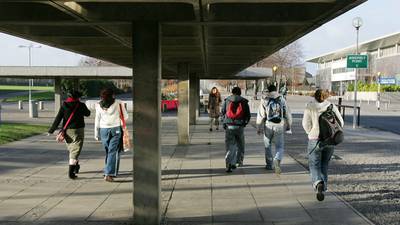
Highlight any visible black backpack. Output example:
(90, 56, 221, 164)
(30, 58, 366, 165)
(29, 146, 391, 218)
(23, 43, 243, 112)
(266, 97, 283, 123)
(318, 104, 344, 146)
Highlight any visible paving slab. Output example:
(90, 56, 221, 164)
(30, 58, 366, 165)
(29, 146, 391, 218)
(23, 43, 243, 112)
(0, 117, 373, 225)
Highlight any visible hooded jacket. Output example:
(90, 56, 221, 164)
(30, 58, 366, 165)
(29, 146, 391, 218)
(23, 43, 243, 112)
(48, 100, 91, 134)
(256, 91, 292, 130)
(302, 99, 344, 140)
(221, 95, 251, 126)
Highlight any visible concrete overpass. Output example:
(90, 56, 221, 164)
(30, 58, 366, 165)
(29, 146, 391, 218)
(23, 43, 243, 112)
(0, 1, 366, 224)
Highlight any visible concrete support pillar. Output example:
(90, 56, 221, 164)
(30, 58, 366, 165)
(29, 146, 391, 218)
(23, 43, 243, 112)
(132, 22, 161, 225)
(189, 75, 199, 125)
(54, 78, 62, 115)
(178, 63, 190, 144)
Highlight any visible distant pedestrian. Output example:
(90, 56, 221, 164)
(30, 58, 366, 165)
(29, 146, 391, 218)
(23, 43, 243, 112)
(95, 88, 129, 182)
(256, 84, 292, 174)
(48, 91, 91, 179)
(302, 89, 343, 201)
(279, 83, 288, 99)
(221, 87, 251, 172)
(208, 87, 222, 131)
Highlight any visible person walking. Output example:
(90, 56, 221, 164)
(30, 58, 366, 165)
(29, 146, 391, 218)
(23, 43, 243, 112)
(48, 91, 91, 179)
(95, 88, 129, 182)
(302, 89, 343, 201)
(256, 84, 292, 174)
(208, 87, 222, 131)
(221, 87, 251, 172)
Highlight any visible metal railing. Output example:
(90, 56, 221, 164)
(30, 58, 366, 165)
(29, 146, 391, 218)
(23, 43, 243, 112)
(337, 97, 360, 127)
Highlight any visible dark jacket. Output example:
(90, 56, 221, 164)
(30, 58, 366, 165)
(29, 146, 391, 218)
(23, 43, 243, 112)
(48, 101, 91, 133)
(221, 95, 251, 126)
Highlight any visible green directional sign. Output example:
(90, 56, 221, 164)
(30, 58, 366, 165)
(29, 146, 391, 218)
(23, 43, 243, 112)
(347, 54, 368, 68)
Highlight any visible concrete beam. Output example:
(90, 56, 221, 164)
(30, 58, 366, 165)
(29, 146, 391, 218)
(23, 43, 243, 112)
(177, 62, 190, 144)
(132, 22, 161, 225)
(54, 78, 62, 116)
(189, 74, 199, 125)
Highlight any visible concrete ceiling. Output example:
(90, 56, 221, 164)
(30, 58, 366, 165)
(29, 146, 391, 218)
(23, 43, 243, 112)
(0, 0, 366, 79)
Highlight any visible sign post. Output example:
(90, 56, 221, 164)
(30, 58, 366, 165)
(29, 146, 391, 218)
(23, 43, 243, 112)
(347, 53, 368, 128)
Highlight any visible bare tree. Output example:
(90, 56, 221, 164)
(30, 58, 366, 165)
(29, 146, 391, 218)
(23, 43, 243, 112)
(254, 41, 304, 90)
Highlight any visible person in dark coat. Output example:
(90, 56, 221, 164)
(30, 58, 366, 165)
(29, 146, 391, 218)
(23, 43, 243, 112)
(208, 87, 222, 131)
(48, 91, 91, 179)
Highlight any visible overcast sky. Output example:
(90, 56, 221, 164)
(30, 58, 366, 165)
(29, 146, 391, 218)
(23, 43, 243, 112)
(0, 0, 399, 74)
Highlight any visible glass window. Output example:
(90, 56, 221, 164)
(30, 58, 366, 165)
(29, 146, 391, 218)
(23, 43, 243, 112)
(379, 45, 397, 57)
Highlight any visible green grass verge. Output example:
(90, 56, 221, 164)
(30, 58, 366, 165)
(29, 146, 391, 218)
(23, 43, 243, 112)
(0, 123, 48, 145)
(0, 85, 54, 91)
(4, 91, 55, 102)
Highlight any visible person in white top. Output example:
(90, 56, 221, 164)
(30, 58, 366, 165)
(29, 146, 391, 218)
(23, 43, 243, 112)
(95, 88, 128, 182)
(256, 84, 292, 174)
(302, 89, 343, 201)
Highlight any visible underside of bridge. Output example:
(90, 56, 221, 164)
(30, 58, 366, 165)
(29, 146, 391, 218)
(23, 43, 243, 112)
(0, 0, 364, 79)
(0, 1, 365, 225)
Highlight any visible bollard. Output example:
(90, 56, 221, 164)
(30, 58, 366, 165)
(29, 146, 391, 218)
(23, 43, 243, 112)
(39, 101, 44, 110)
(18, 100, 23, 110)
(29, 100, 38, 118)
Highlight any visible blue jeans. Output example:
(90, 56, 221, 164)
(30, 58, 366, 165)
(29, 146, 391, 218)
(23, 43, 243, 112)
(100, 126, 122, 177)
(307, 140, 334, 190)
(263, 125, 284, 165)
(225, 126, 245, 166)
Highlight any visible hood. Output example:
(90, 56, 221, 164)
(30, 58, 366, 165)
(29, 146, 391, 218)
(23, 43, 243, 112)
(226, 95, 248, 103)
(265, 91, 280, 99)
(306, 99, 332, 113)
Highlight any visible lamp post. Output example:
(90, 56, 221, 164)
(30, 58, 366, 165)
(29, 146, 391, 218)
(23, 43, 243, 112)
(352, 17, 363, 129)
(272, 65, 278, 86)
(377, 72, 381, 110)
(19, 43, 42, 117)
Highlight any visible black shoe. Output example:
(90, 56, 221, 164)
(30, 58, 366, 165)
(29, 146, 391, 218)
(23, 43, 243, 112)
(216, 127, 219, 131)
(265, 165, 273, 170)
(209, 128, 212, 132)
(226, 166, 233, 173)
(74, 164, 80, 174)
(231, 164, 237, 170)
(316, 182, 325, 201)
(68, 165, 77, 179)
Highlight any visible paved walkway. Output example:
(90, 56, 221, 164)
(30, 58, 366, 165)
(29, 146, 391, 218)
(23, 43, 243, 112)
(0, 118, 372, 225)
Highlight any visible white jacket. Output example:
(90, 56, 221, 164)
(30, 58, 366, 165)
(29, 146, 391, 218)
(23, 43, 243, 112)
(302, 99, 344, 140)
(256, 91, 292, 130)
(94, 100, 128, 139)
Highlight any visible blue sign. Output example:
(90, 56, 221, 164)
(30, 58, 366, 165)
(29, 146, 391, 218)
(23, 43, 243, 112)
(379, 78, 396, 85)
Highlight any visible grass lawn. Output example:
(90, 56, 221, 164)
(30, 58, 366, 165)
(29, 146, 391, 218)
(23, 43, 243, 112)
(0, 123, 48, 145)
(0, 85, 54, 91)
(4, 91, 55, 102)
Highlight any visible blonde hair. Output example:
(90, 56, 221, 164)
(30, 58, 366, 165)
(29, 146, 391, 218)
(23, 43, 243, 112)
(314, 89, 329, 103)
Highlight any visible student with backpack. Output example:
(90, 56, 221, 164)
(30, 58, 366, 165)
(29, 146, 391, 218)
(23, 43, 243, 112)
(221, 87, 251, 172)
(256, 84, 292, 174)
(302, 89, 344, 201)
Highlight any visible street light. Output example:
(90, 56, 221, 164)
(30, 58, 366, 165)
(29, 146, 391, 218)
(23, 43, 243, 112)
(352, 17, 363, 129)
(19, 43, 42, 117)
(377, 72, 381, 110)
(272, 65, 278, 85)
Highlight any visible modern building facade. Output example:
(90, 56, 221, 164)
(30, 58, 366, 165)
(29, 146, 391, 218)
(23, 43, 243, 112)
(308, 32, 400, 93)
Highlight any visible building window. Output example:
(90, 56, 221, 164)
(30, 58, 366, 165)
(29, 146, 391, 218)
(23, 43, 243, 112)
(332, 67, 355, 74)
(379, 45, 397, 57)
